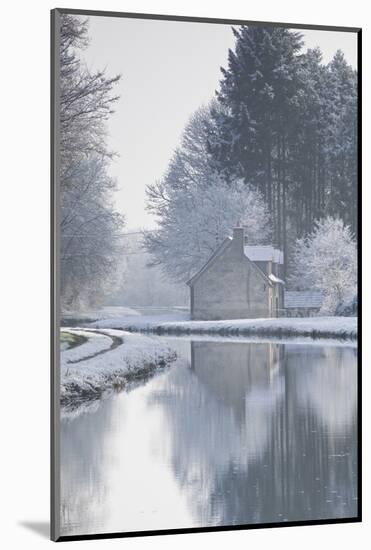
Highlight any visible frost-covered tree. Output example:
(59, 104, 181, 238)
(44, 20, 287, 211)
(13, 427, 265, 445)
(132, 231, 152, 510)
(289, 217, 357, 314)
(145, 104, 272, 282)
(145, 175, 271, 282)
(60, 15, 121, 191)
(59, 15, 124, 310)
(60, 155, 124, 309)
(207, 26, 358, 275)
(108, 234, 188, 307)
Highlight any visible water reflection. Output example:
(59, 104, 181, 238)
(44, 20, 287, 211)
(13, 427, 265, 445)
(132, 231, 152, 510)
(60, 339, 357, 536)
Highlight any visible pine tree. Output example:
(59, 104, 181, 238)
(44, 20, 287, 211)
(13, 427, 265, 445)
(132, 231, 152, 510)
(325, 51, 357, 233)
(209, 26, 305, 273)
(207, 27, 358, 276)
(290, 47, 329, 237)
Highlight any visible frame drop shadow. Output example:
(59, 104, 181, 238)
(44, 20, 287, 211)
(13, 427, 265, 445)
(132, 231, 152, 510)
(19, 521, 49, 539)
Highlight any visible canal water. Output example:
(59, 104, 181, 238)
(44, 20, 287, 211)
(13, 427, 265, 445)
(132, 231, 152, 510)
(60, 337, 358, 536)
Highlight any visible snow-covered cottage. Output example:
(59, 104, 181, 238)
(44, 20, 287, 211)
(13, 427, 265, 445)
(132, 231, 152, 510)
(187, 227, 285, 320)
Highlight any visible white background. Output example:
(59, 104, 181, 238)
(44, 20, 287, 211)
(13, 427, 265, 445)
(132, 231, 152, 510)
(0, 0, 368, 548)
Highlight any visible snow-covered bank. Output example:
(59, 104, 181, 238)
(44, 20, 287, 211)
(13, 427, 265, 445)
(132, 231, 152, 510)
(61, 329, 113, 363)
(61, 306, 142, 326)
(60, 329, 176, 404)
(91, 316, 357, 341)
(90, 312, 189, 330)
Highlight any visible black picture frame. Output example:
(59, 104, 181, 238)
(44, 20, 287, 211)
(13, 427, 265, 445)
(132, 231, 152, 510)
(51, 8, 362, 542)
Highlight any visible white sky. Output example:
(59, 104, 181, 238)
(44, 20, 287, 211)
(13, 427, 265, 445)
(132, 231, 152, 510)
(80, 16, 357, 231)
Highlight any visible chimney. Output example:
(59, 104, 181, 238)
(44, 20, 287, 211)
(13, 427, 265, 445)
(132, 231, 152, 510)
(233, 226, 244, 252)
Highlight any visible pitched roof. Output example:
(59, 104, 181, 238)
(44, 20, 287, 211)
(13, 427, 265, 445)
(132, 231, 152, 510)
(187, 237, 273, 287)
(284, 291, 323, 309)
(244, 245, 284, 264)
(186, 237, 232, 286)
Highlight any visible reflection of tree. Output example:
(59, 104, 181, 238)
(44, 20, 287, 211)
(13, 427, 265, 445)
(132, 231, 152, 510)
(149, 341, 285, 525)
(150, 341, 357, 527)
(60, 340, 357, 534)
(60, 399, 114, 535)
(292, 346, 357, 432)
(277, 345, 358, 523)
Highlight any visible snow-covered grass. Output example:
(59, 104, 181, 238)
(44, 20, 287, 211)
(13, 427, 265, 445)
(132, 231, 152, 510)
(90, 312, 190, 330)
(61, 329, 113, 363)
(61, 306, 141, 326)
(60, 330, 87, 351)
(91, 315, 357, 341)
(63, 305, 141, 319)
(60, 328, 176, 404)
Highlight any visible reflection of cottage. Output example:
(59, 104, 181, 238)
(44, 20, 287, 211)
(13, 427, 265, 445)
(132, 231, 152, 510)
(187, 227, 284, 320)
(190, 341, 284, 422)
(284, 291, 323, 317)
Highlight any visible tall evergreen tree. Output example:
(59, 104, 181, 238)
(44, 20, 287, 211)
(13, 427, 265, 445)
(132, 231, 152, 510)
(325, 51, 357, 233)
(207, 27, 357, 276)
(290, 47, 329, 237)
(209, 26, 305, 273)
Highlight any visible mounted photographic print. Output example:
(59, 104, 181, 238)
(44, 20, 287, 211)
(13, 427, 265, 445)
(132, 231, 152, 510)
(51, 8, 361, 541)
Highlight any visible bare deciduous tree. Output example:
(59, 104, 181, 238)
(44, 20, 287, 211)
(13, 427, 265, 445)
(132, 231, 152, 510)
(144, 105, 272, 282)
(59, 15, 124, 310)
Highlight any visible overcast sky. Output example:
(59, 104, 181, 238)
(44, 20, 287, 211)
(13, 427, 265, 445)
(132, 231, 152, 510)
(80, 16, 357, 231)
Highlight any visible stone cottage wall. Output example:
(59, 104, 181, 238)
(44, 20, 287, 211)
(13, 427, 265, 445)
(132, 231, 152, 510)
(191, 232, 270, 320)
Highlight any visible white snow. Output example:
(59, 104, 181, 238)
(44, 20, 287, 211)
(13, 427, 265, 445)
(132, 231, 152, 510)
(269, 273, 285, 284)
(90, 315, 357, 340)
(60, 328, 177, 403)
(91, 312, 190, 330)
(61, 330, 112, 364)
(62, 306, 141, 321)
(98, 306, 142, 317)
(244, 245, 284, 264)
